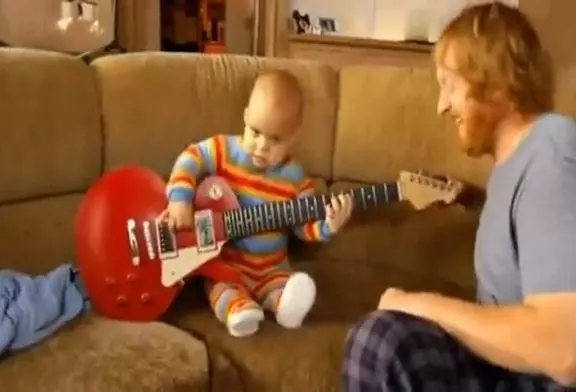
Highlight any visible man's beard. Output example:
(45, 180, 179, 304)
(458, 104, 499, 158)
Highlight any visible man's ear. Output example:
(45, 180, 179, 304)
(243, 107, 248, 123)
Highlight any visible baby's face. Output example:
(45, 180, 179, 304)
(241, 104, 297, 169)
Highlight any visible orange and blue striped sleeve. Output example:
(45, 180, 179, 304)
(166, 135, 221, 202)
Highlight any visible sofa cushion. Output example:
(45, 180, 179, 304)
(91, 52, 339, 180)
(333, 64, 492, 188)
(166, 259, 472, 392)
(0, 313, 209, 392)
(0, 48, 101, 203)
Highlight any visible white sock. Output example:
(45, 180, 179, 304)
(275, 272, 316, 329)
(227, 307, 265, 338)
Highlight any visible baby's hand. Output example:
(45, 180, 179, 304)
(159, 201, 194, 229)
(324, 192, 354, 235)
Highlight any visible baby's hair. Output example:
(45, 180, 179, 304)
(251, 69, 304, 122)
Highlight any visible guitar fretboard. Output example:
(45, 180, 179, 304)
(223, 183, 400, 239)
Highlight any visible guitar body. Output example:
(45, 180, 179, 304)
(75, 165, 241, 321)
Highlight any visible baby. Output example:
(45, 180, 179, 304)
(162, 70, 353, 337)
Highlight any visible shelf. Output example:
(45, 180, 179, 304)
(287, 34, 433, 53)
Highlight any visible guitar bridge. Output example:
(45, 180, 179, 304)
(156, 221, 178, 259)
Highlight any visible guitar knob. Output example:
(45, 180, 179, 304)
(116, 295, 127, 306)
(105, 277, 116, 286)
(126, 273, 137, 282)
(141, 292, 151, 303)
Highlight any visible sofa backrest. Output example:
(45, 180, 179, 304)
(333, 65, 493, 188)
(1, 48, 575, 203)
(0, 48, 102, 205)
(89, 52, 339, 181)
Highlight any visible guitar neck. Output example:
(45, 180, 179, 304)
(223, 182, 400, 239)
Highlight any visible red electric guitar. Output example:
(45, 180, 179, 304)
(74, 165, 463, 322)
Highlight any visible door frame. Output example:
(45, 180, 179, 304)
(117, 0, 286, 55)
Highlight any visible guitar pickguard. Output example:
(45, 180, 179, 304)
(161, 243, 225, 287)
(161, 209, 223, 287)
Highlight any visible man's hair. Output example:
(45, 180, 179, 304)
(434, 1, 554, 114)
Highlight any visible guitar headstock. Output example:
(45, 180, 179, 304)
(398, 170, 464, 210)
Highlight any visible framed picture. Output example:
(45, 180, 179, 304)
(317, 17, 337, 34)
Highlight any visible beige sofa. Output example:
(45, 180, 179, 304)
(0, 47, 574, 391)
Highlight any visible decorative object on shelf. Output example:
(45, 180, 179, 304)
(317, 17, 337, 35)
(291, 10, 311, 34)
(56, 0, 103, 35)
(56, 0, 125, 60)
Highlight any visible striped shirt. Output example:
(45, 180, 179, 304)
(167, 134, 331, 275)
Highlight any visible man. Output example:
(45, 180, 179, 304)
(342, 3, 576, 391)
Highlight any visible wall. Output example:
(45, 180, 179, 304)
(2, 0, 574, 69)
(287, 0, 576, 69)
(520, 0, 576, 67)
(0, 0, 115, 54)
(289, 0, 518, 41)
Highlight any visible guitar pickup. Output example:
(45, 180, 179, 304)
(156, 221, 178, 259)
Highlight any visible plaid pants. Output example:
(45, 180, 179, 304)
(342, 310, 576, 392)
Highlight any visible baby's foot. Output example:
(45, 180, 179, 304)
(276, 272, 316, 329)
(227, 307, 265, 337)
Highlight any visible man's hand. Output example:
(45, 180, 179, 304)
(325, 192, 354, 234)
(378, 287, 426, 314)
(376, 287, 576, 385)
(159, 201, 194, 229)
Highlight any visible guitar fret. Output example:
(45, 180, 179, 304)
(268, 203, 274, 230)
(255, 207, 259, 230)
(252, 206, 258, 232)
(224, 211, 232, 237)
(283, 203, 288, 224)
(276, 202, 280, 224)
(237, 209, 245, 237)
(258, 204, 265, 232)
(243, 208, 248, 234)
